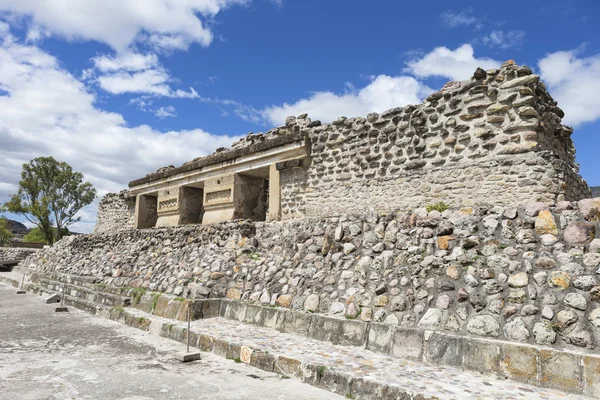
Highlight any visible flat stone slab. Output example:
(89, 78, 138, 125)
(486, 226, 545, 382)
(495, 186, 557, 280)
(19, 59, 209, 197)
(175, 352, 201, 363)
(45, 294, 60, 304)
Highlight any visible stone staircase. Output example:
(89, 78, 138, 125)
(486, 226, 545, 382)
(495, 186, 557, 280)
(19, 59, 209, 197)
(1, 268, 596, 400)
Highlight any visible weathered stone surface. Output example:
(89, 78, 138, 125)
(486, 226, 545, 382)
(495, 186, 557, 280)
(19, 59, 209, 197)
(588, 308, 600, 327)
(548, 271, 571, 290)
(540, 350, 582, 392)
(503, 317, 530, 341)
(467, 315, 500, 337)
(579, 198, 600, 222)
(303, 294, 319, 312)
(535, 210, 558, 235)
(417, 308, 443, 329)
(500, 344, 538, 383)
(508, 272, 528, 288)
(533, 322, 557, 345)
(563, 221, 596, 244)
(564, 293, 587, 310)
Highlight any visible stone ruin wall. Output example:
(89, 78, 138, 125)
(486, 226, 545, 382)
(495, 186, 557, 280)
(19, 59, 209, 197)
(20, 198, 600, 355)
(94, 190, 135, 234)
(94, 61, 590, 234)
(280, 63, 590, 219)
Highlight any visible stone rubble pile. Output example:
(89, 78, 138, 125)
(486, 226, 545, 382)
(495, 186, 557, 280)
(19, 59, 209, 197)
(19, 198, 600, 353)
(0, 247, 39, 262)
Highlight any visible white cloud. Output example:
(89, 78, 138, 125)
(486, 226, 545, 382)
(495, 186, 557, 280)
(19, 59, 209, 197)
(97, 68, 173, 96)
(0, 28, 237, 232)
(538, 49, 600, 127)
(440, 9, 481, 29)
(155, 106, 177, 119)
(261, 75, 433, 126)
(0, 0, 247, 52)
(92, 53, 160, 72)
(405, 44, 500, 81)
(481, 30, 526, 49)
(87, 52, 200, 98)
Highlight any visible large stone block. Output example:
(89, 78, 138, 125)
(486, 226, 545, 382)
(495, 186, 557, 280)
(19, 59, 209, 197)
(340, 319, 368, 347)
(464, 339, 500, 374)
(583, 354, 600, 398)
(540, 349, 582, 393)
(197, 334, 215, 352)
(366, 323, 394, 354)
(315, 368, 353, 395)
(212, 339, 229, 358)
(263, 307, 285, 330)
(223, 301, 247, 322)
(281, 310, 313, 336)
(423, 332, 462, 367)
(242, 304, 266, 326)
(249, 351, 276, 372)
(391, 328, 424, 361)
(198, 299, 221, 319)
(500, 343, 538, 384)
(152, 295, 170, 317)
(307, 315, 343, 344)
(350, 378, 386, 400)
(274, 356, 302, 378)
(226, 342, 242, 360)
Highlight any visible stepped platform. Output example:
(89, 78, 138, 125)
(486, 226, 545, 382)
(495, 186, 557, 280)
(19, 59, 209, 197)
(2, 269, 595, 399)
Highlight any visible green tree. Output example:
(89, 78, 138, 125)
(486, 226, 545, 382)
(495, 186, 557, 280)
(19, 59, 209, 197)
(0, 218, 12, 247)
(2, 157, 96, 245)
(22, 227, 69, 244)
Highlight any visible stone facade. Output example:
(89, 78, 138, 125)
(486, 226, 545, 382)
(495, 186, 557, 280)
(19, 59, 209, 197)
(93, 61, 590, 233)
(22, 198, 600, 354)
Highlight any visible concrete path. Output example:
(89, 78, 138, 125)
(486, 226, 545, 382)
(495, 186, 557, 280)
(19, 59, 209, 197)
(0, 283, 342, 400)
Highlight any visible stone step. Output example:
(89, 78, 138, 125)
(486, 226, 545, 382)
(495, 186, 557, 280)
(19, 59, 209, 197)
(4, 270, 597, 398)
(96, 305, 589, 400)
(37, 278, 130, 307)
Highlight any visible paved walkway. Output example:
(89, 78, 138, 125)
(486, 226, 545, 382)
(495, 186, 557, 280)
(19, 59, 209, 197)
(128, 310, 586, 399)
(0, 283, 342, 400)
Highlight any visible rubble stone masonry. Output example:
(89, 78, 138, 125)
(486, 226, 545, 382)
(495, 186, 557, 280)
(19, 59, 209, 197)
(18, 198, 600, 356)
(95, 61, 590, 233)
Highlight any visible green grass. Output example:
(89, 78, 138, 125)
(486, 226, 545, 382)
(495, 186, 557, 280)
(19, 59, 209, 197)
(316, 365, 327, 380)
(136, 317, 148, 324)
(110, 306, 125, 313)
(131, 287, 147, 305)
(346, 394, 356, 399)
(151, 293, 161, 312)
(174, 297, 187, 302)
(425, 201, 449, 213)
(234, 357, 242, 363)
(248, 252, 261, 260)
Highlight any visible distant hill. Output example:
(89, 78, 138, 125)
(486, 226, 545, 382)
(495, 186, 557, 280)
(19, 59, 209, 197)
(4, 219, 30, 239)
(2, 219, 80, 243)
(592, 186, 600, 198)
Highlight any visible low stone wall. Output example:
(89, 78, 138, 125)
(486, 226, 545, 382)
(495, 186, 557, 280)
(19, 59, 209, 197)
(0, 247, 40, 262)
(19, 198, 600, 356)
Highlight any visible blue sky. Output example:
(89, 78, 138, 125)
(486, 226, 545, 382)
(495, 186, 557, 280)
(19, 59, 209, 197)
(0, 0, 598, 232)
